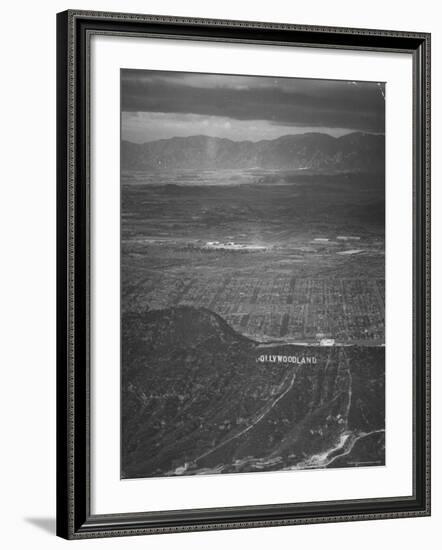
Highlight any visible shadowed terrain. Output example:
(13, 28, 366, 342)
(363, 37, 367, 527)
(122, 307, 385, 478)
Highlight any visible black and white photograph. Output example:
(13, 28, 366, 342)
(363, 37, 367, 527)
(120, 69, 386, 479)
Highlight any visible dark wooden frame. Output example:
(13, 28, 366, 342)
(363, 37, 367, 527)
(56, 9, 431, 540)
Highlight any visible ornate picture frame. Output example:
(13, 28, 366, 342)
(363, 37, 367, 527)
(56, 10, 430, 539)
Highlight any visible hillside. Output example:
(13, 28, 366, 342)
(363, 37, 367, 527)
(121, 306, 385, 478)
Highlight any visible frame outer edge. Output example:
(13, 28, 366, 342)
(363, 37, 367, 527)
(67, 9, 429, 39)
(57, 9, 79, 540)
(56, 10, 431, 539)
(56, 10, 70, 540)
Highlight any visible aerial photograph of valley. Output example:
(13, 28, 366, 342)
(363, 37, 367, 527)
(120, 69, 386, 479)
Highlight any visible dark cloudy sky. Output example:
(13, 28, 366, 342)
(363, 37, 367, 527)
(121, 69, 385, 143)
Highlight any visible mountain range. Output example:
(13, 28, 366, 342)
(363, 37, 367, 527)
(121, 132, 384, 172)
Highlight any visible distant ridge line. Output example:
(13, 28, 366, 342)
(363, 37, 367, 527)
(121, 131, 385, 172)
(123, 130, 384, 147)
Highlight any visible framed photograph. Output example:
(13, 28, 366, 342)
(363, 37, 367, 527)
(56, 10, 431, 539)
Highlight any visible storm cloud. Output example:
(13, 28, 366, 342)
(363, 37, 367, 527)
(121, 69, 385, 143)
